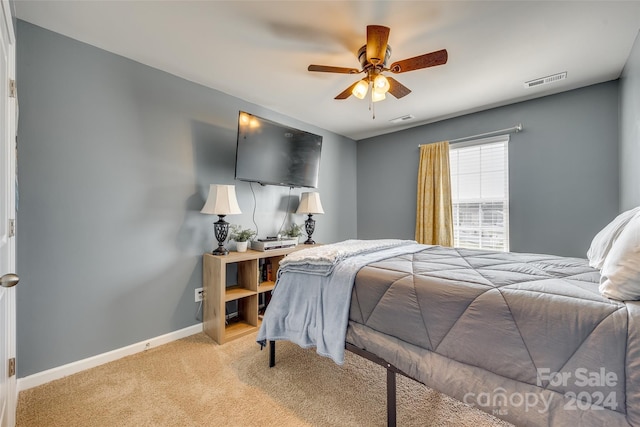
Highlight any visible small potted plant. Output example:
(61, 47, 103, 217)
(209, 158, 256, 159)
(284, 223, 303, 243)
(228, 225, 256, 252)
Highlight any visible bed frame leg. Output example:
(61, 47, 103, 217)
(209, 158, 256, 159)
(269, 340, 276, 368)
(345, 344, 400, 426)
(387, 367, 397, 427)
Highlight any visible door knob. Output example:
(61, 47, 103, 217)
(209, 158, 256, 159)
(0, 273, 19, 288)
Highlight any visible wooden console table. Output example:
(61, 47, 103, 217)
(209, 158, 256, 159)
(203, 245, 309, 345)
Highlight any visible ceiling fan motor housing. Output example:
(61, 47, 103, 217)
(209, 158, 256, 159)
(358, 44, 392, 70)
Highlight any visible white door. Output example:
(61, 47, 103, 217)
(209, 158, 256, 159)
(0, 0, 17, 426)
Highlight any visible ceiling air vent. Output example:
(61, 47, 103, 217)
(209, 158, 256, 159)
(389, 114, 415, 124)
(524, 72, 567, 88)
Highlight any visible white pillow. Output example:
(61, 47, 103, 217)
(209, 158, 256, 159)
(587, 206, 640, 269)
(599, 211, 640, 300)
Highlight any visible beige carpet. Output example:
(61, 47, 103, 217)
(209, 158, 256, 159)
(17, 333, 513, 426)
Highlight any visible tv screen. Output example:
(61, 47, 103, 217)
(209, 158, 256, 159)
(234, 111, 323, 188)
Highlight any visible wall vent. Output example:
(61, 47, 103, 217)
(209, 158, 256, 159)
(389, 114, 415, 124)
(524, 72, 567, 88)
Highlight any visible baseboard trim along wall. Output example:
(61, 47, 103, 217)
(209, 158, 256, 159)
(17, 323, 203, 391)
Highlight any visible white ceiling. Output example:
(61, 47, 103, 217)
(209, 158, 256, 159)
(13, 1, 640, 140)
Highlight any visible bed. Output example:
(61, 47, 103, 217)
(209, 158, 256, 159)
(256, 239, 640, 427)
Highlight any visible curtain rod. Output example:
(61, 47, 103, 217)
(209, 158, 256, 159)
(418, 123, 523, 147)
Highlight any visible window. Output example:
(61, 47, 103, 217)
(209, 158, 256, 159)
(449, 135, 509, 251)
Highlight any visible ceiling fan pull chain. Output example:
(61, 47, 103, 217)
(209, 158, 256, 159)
(372, 93, 376, 120)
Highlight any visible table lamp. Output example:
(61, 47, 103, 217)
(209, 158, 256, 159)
(201, 184, 242, 255)
(296, 192, 324, 244)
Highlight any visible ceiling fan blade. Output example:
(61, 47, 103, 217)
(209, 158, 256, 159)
(389, 49, 448, 73)
(386, 77, 412, 99)
(366, 25, 390, 65)
(335, 81, 359, 100)
(308, 64, 360, 74)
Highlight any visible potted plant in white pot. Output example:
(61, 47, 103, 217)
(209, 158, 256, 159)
(228, 225, 256, 252)
(284, 223, 303, 244)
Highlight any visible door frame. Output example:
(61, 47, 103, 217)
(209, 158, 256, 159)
(0, 0, 17, 425)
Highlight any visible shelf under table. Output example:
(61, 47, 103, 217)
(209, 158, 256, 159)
(258, 281, 276, 293)
(224, 321, 257, 342)
(225, 285, 255, 302)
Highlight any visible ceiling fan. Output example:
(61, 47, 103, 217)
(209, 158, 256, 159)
(308, 25, 448, 104)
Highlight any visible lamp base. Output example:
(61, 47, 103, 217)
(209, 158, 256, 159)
(212, 245, 229, 256)
(304, 214, 316, 245)
(212, 215, 230, 256)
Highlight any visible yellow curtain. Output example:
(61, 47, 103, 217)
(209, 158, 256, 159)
(415, 141, 454, 246)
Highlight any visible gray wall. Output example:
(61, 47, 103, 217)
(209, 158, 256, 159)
(620, 30, 640, 211)
(16, 21, 357, 377)
(357, 82, 620, 258)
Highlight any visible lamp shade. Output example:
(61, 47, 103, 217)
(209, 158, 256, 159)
(351, 79, 369, 100)
(372, 88, 386, 103)
(201, 184, 242, 215)
(296, 192, 324, 215)
(373, 74, 390, 93)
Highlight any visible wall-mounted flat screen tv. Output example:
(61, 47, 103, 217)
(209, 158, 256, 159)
(235, 111, 323, 188)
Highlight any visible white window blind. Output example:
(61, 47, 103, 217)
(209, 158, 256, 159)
(449, 135, 509, 251)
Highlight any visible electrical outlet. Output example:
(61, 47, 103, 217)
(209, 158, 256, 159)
(195, 287, 204, 302)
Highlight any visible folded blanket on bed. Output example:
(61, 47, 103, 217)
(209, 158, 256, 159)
(258, 240, 425, 364)
(279, 239, 416, 276)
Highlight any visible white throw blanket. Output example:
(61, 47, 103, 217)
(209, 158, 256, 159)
(280, 239, 416, 276)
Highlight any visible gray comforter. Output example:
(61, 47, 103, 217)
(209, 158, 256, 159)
(348, 245, 640, 426)
(259, 242, 640, 426)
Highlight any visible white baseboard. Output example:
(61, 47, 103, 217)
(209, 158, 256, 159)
(17, 323, 203, 392)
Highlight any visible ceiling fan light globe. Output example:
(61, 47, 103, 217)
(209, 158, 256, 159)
(373, 74, 390, 93)
(352, 80, 369, 99)
(372, 88, 386, 103)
